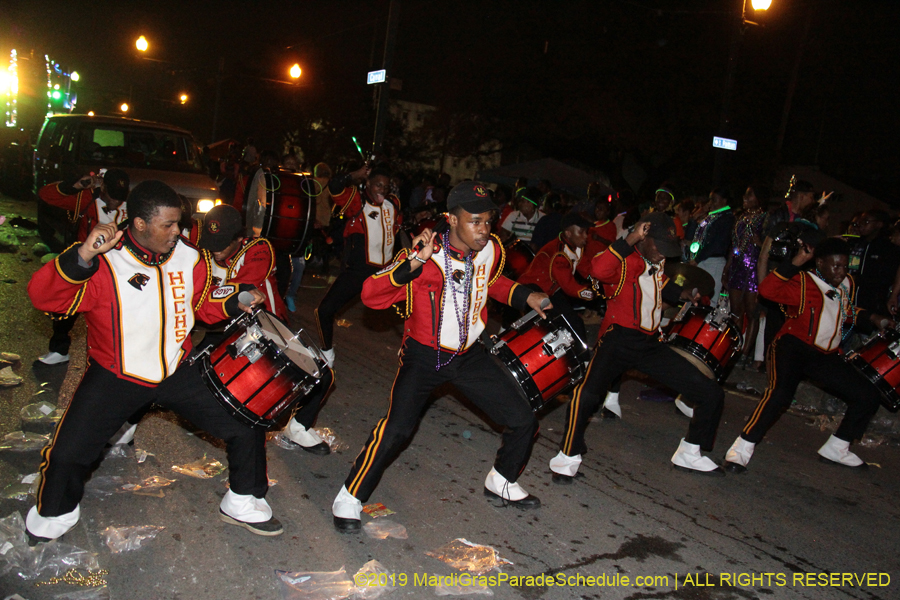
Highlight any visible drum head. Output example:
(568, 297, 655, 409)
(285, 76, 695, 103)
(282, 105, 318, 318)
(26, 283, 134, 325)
(255, 311, 323, 377)
(670, 347, 715, 379)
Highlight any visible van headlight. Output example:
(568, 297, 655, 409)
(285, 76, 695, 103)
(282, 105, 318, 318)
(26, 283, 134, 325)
(196, 199, 216, 213)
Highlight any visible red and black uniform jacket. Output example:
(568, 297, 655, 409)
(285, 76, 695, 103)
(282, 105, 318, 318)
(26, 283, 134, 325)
(592, 238, 683, 335)
(518, 236, 592, 300)
(361, 235, 531, 351)
(39, 180, 127, 243)
(332, 184, 402, 269)
(577, 220, 618, 279)
(759, 263, 870, 353)
(210, 237, 288, 321)
(28, 231, 245, 387)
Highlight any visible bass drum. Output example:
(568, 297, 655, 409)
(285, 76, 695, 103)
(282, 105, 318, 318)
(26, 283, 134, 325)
(261, 170, 317, 255)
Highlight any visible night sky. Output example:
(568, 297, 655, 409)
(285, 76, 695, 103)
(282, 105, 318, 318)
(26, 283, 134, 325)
(2, 0, 898, 203)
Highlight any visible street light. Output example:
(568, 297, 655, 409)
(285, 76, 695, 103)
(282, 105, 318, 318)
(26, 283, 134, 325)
(289, 63, 301, 79)
(179, 93, 188, 105)
(70, 71, 80, 82)
(120, 102, 129, 113)
(743, 0, 771, 26)
(136, 36, 149, 52)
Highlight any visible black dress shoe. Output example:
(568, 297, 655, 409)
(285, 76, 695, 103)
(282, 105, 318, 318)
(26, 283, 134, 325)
(298, 441, 331, 456)
(27, 531, 52, 546)
(724, 461, 747, 474)
(219, 510, 284, 536)
(483, 488, 541, 509)
(601, 408, 619, 419)
(551, 471, 585, 485)
(673, 465, 726, 477)
(333, 516, 361, 533)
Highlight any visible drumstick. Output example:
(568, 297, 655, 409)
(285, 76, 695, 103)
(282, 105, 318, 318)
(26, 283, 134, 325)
(673, 288, 698, 322)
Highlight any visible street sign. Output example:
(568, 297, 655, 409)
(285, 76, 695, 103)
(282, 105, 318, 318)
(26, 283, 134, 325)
(367, 69, 386, 85)
(712, 136, 738, 151)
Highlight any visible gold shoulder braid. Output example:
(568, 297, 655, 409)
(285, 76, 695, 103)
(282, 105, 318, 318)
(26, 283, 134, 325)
(488, 233, 506, 286)
(780, 271, 806, 319)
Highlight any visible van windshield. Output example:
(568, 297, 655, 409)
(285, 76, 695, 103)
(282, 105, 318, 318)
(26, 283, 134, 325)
(76, 125, 205, 173)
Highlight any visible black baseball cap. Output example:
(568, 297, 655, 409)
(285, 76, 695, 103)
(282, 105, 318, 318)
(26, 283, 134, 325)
(637, 212, 681, 258)
(103, 169, 130, 202)
(200, 204, 243, 252)
(447, 182, 497, 214)
(560, 212, 592, 232)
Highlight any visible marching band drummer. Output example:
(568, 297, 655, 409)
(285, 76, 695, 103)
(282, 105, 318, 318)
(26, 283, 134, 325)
(723, 237, 894, 472)
(315, 164, 402, 367)
(199, 204, 334, 455)
(516, 211, 595, 341)
(550, 212, 727, 482)
(330, 182, 550, 533)
(25, 181, 284, 543)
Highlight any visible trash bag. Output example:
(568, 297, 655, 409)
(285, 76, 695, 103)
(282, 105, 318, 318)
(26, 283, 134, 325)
(1, 473, 39, 500)
(101, 525, 164, 553)
(0, 512, 100, 580)
(363, 520, 407, 540)
(171, 455, 225, 478)
(20, 401, 64, 425)
(0, 431, 50, 452)
(425, 539, 512, 575)
(354, 560, 394, 599)
(275, 567, 355, 600)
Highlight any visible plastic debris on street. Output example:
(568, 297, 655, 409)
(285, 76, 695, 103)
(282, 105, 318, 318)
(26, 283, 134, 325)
(0, 431, 50, 452)
(171, 455, 226, 479)
(101, 525, 165, 553)
(363, 520, 408, 540)
(425, 539, 512, 575)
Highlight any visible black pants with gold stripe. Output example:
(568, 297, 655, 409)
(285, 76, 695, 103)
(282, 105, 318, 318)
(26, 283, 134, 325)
(315, 266, 378, 350)
(741, 334, 881, 444)
(559, 325, 724, 457)
(343, 338, 539, 502)
(35, 362, 268, 518)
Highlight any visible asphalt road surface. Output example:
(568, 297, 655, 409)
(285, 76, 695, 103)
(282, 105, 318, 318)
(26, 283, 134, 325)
(0, 193, 897, 600)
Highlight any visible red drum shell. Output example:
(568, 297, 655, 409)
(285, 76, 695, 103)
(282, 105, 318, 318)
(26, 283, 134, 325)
(490, 313, 590, 411)
(847, 330, 900, 412)
(666, 306, 742, 382)
(199, 312, 326, 429)
(261, 171, 316, 255)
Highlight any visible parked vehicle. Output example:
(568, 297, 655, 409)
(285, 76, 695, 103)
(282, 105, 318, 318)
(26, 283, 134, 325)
(33, 114, 220, 248)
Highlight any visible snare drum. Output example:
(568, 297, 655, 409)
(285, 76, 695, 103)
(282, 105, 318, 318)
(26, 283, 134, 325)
(197, 309, 330, 429)
(665, 306, 742, 382)
(845, 329, 900, 412)
(487, 312, 590, 411)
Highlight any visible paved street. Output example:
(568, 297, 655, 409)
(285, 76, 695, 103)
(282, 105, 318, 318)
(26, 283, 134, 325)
(1, 193, 898, 600)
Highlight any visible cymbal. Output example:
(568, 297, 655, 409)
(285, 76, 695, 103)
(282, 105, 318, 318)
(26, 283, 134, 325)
(664, 262, 715, 298)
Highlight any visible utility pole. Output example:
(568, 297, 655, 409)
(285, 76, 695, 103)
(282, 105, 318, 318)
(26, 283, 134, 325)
(712, 1, 744, 187)
(372, 0, 400, 156)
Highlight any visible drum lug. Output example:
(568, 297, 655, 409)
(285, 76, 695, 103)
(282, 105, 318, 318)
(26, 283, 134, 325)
(488, 336, 506, 354)
(188, 344, 213, 365)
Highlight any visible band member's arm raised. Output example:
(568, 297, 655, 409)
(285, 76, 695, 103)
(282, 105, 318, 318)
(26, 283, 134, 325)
(758, 263, 804, 306)
(361, 249, 417, 309)
(591, 238, 631, 284)
(28, 230, 114, 316)
(38, 176, 95, 215)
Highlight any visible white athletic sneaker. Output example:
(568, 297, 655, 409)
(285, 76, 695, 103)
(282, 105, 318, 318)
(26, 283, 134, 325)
(26, 505, 80, 541)
(723, 436, 755, 473)
(671, 439, 724, 476)
(38, 352, 69, 365)
(602, 391, 621, 418)
(817, 435, 866, 468)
